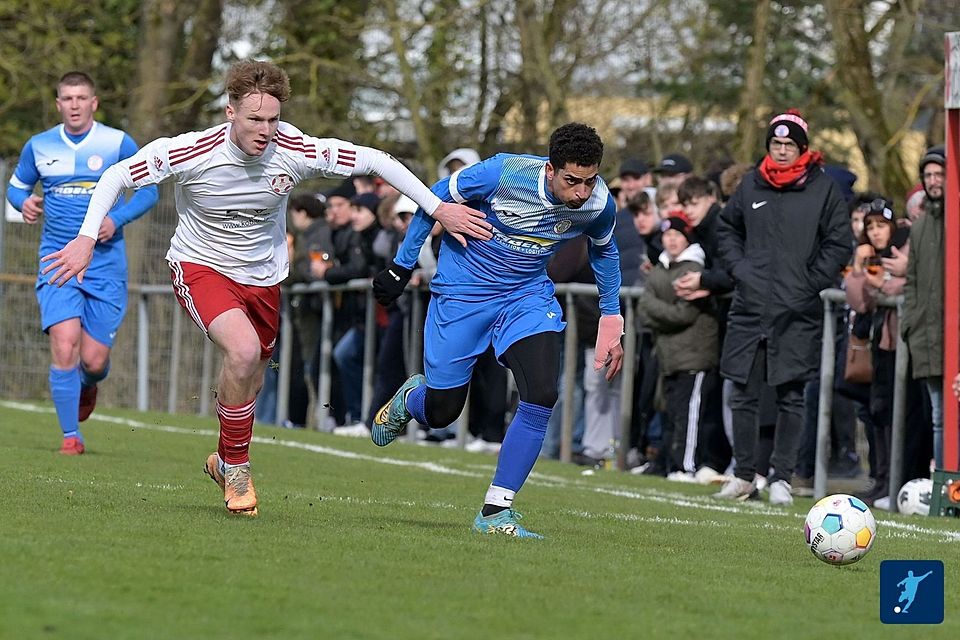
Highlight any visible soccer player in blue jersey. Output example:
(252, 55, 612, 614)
(6, 72, 158, 455)
(371, 123, 624, 538)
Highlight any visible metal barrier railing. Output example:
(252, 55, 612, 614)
(101, 278, 916, 499)
(816, 288, 906, 511)
(281, 280, 646, 464)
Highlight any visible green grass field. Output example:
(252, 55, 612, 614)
(1, 400, 957, 640)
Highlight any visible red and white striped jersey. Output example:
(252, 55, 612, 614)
(80, 121, 441, 285)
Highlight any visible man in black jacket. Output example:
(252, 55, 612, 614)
(714, 110, 851, 505)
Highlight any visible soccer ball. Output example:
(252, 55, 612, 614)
(804, 494, 877, 566)
(897, 478, 933, 516)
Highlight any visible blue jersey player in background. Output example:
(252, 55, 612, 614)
(371, 123, 624, 538)
(6, 72, 158, 455)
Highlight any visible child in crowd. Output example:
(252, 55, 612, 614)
(637, 213, 720, 481)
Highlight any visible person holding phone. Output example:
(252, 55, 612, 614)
(844, 196, 908, 505)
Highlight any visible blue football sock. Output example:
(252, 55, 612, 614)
(491, 401, 552, 492)
(80, 360, 110, 388)
(406, 384, 428, 426)
(50, 365, 82, 440)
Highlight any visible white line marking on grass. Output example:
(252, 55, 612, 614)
(5, 401, 959, 543)
(878, 519, 960, 541)
(1, 401, 483, 479)
(32, 474, 184, 491)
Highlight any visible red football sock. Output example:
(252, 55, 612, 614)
(216, 399, 256, 465)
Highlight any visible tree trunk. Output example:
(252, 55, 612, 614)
(129, 0, 181, 144)
(168, 0, 224, 131)
(735, 0, 770, 163)
(385, 0, 437, 182)
(826, 0, 912, 204)
(515, 0, 568, 143)
(127, 0, 182, 284)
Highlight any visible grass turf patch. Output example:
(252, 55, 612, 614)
(1, 401, 957, 639)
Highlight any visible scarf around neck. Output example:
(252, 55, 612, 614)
(758, 150, 823, 189)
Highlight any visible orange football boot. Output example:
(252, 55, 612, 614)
(205, 454, 258, 516)
(59, 436, 85, 455)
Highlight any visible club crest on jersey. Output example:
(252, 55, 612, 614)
(270, 173, 294, 194)
(87, 155, 103, 171)
(553, 219, 572, 234)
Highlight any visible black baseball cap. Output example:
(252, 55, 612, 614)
(652, 153, 693, 175)
(619, 158, 650, 178)
(325, 178, 356, 201)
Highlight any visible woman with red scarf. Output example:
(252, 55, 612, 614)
(713, 110, 852, 505)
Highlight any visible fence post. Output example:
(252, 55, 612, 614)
(888, 301, 910, 512)
(166, 305, 182, 414)
(617, 297, 637, 471)
(199, 338, 213, 416)
(276, 292, 293, 426)
(406, 291, 424, 443)
(410, 291, 424, 375)
(362, 288, 376, 422)
(137, 293, 150, 412)
(315, 289, 334, 431)
(814, 293, 836, 500)
(560, 291, 578, 464)
(455, 392, 471, 448)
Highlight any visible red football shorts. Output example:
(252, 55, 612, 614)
(169, 261, 280, 359)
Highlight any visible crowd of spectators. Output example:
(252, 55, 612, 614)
(261, 118, 950, 509)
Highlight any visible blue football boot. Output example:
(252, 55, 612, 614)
(371, 373, 425, 446)
(472, 509, 544, 539)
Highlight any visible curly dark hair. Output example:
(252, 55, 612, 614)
(548, 123, 603, 169)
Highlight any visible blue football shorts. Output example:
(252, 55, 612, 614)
(35, 275, 127, 348)
(423, 280, 565, 389)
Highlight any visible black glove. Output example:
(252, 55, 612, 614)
(372, 260, 413, 306)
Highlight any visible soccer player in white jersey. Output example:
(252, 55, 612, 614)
(371, 123, 625, 538)
(6, 71, 158, 455)
(43, 60, 491, 517)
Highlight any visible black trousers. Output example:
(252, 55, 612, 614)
(663, 369, 719, 473)
(730, 342, 806, 483)
(468, 347, 509, 442)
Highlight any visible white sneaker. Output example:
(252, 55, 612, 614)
(755, 474, 768, 493)
(464, 439, 501, 454)
(873, 495, 891, 511)
(332, 422, 371, 437)
(694, 466, 728, 485)
(464, 437, 486, 453)
(666, 471, 697, 483)
(713, 477, 757, 500)
(768, 479, 793, 506)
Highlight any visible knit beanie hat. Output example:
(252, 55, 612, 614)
(660, 211, 692, 241)
(351, 192, 381, 214)
(859, 198, 895, 228)
(918, 144, 945, 175)
(766, 109, 809, 152)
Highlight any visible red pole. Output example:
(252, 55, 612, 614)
(943, 33, 959, 472)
